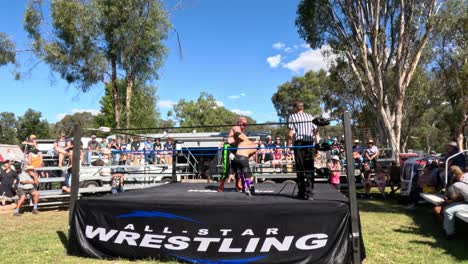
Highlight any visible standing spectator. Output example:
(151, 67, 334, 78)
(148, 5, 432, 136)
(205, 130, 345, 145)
(86, 135, 101, 166)
(287, 101, 317, 200)
(164, 138, 174, 165)
(54, 133, 70, 167)
(364, 139, 379, 169)
(153, 138, 163, 164)
(328, 155, 341, 190)
(143, 137, 154, 164)
(0, 160, 18, 198)
(374, 163, 387, 198)
(352, 139, 364, 169)
(99, 137, 108, 150)
(255, 140, 265, 164)
(109, 138, 121, 165)
(22, 134, 38, 155)
(264, 136, 275, 163)
(361, 163, 373, 198)
(130, 136, 142, 164)
(120, 136, 128, 165)
(388, 161, 401, 195)
(14, 166, 39, 216)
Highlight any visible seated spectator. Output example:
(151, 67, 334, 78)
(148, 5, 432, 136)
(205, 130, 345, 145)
(14, 166, 39, 216)
(352, 139, 364, 169)
(153, 138, 163, 164)
(374, 164, 387, 197)
(54, 133, 70, 167)
(111, 168, 125, 194)
(328, 155, 341, 190)
(164, 138, 174, 165)
(272, 148, 283, 172)
(130, 136, 142, 164)
(263, 136, 274, 163)
(119, 136, 128, 165)
(61, 167, 72, 194)
(0, 160, 18, 198)
(255, 140, 265, 163)
(143, 137, 154, 164)
(364, 140, 379, 169)
(361, 163, 373, 198)
(439, 166, 468, 239)
(22, 134, 38, 155)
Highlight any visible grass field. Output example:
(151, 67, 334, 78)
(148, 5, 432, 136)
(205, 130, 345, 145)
(0, 194, 467, 264)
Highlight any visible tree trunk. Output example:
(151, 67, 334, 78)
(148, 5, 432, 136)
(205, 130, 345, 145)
(378, 104, 400, 165)
(111, 59, 121, 129)
(125, 75, 134, 129)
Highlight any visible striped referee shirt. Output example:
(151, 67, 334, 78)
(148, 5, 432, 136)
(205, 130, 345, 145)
(288, 112, 316, 142)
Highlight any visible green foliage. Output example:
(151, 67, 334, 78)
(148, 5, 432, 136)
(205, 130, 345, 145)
(16, 109, 51, 141)
(94, 78, 160, 129)
(0, 32, 15, 66)
(24, 0, 171, 128)
(0, 112, 18, 145)
(54, 112, 96, 137)
(271, 70, 326, 122)
(170, 92, 258, 133)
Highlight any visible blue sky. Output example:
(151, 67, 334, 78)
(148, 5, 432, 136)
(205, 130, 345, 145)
(0, 0, 330, 125)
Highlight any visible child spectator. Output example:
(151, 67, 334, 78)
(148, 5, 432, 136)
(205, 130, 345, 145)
(361, 163, 373, 198)
(328, 155, 341, 190)
(374, 164, 387, 197)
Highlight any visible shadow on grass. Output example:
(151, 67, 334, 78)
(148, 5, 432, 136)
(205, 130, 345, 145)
(358, 194, 468, 261)
(56, 231, 68, 250)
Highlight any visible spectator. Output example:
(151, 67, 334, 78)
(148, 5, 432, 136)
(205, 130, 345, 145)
(54, 133, 70, 167)
(0, 160, 18, 198)
(22, 134, 38, 155)
(111, 168, 125, 194)
(272, 147, 283, 173)
(119, 136, 128, 165)
(328, 155, 341, 190)
(440, 166, 468, 239)
(99, 137, 108, 150)
(86, 135, 101, 166)
(164, 138, 174, 165)
(361, 163, 373, 198)
(14, 166, 39, 216)
(130, 136, 142, 164)
(364, 139, 379, 169)
(374, 163, 387, 198)
(153, 138, 163, 164)
(143, 137, 154, 164)
(255, 140, 265, 164)
(109, 138, 121, 165)
(352, 139, 364, 169)
(388, 162, 401, 195)
(264, 136, 274, 163)
(61, 167, 72, 193)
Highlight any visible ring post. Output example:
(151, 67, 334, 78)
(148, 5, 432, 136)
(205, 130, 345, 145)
(68, 123, 82, 252)
(343, 111, 361, 263)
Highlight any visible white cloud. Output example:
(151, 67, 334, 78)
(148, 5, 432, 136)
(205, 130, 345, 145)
(272, 42, 285, 50)
(283, 46, 333, 73)
(284, 47, 292, 53)
(266, 54, 282, 68)
(300, 43, 310, 49)
(231, 109, 253, 116)
(228, 95, 240, 100)
(158, 100, 177, 109)
(240, 93, 246, 97)
(56, 108, 100, 121)
(215, 101, 224, 107)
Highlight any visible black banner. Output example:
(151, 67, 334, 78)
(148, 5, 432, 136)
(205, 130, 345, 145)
(69, 184, 363, 263)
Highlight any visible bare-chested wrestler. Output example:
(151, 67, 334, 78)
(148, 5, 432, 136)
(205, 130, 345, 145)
(231, 130, 258, 194)
(218, 117, 248, 192)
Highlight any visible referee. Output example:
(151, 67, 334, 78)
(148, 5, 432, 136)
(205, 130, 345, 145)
(287, 102, 317, 200)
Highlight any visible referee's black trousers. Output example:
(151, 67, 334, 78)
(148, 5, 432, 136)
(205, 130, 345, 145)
(293, 141, 314, 197)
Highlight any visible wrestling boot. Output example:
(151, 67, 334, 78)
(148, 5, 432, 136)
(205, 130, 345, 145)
(236, 178, 243, 192)
(218, 179, 225, 192)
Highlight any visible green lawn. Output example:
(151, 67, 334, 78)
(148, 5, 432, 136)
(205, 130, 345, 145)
(0, 195, 467, 264)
